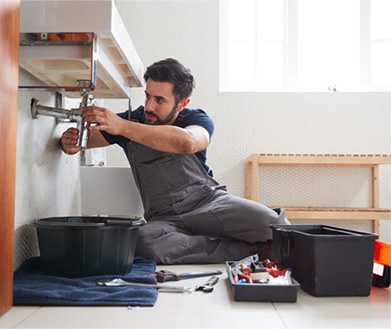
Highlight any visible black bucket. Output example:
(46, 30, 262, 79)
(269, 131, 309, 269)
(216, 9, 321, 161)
(33, 216, 145, 278)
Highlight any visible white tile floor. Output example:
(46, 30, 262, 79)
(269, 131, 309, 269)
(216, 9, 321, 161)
(1, 263, 390, 329)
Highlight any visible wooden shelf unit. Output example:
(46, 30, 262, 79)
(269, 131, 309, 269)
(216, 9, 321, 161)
(246, 154, 391, 234)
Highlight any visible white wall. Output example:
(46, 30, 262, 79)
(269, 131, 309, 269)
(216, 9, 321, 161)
(109, 0, 391, 240)
(14, 0, 390, 269)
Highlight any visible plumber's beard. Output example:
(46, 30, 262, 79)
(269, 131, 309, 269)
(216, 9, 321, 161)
(144, 104, 178, 125)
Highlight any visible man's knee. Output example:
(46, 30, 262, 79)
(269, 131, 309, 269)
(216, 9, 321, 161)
(135, 222, 186, 263)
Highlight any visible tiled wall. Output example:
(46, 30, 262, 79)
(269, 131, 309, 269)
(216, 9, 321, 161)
(14, 70, 82, 269)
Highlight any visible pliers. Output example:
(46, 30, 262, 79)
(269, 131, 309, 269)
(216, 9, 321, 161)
(195, 276, 219, 293)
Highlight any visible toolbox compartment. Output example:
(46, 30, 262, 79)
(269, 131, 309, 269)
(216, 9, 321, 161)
(225, 261, 300, 302)
(270, 224, 378, 297)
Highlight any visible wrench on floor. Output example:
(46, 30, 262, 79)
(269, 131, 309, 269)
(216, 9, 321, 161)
(195, 276, 219, 293)
(97, 278, 194, 293)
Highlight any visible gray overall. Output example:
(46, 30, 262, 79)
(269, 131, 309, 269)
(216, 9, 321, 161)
(128, 142, 288, 264)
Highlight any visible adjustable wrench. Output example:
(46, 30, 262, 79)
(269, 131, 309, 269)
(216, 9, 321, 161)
(97, 278, 194, 293)
(195, 276, 219, 293)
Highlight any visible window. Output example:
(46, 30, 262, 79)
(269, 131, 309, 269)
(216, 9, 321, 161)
(219, 0, 391, 92)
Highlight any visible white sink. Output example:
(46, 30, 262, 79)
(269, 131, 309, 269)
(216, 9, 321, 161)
(19, 0, 144, 99)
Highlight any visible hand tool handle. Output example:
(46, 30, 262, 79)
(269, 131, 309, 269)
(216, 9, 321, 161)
(149, 269, 223, 282)
(180, 270, 222, 279)
(195, 276, 220, 292)
(205, 276, 219, 286)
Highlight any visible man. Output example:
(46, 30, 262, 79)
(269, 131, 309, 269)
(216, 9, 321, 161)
(60, 58, 289, 264)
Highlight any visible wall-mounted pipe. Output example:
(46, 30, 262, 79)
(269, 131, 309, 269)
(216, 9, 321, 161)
(30, 80, 95, 166)
(78, 90, 91, 149)
(31, 83, 94, 151)
(30, 98, 82, 122)
(30, 97, 90, 165)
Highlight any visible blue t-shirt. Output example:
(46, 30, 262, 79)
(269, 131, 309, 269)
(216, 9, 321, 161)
(100, 105, 215, 176)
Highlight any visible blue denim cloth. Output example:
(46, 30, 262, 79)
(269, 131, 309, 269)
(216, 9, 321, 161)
(13, 256, 157, 306)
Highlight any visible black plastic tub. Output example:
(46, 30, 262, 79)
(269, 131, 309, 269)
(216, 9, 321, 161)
(270, 224, 378, 297)
(33, 216, 145, 278)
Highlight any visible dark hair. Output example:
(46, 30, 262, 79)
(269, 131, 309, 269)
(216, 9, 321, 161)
(144, 58, 195, 103)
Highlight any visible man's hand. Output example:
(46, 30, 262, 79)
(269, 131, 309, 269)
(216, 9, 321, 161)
(59, 127, 81, 154)
(81, 106, 125, 136)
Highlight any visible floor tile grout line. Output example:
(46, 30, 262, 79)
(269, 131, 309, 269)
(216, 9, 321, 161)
(272, 303, 289, 329)
(13, 307, 42, 329)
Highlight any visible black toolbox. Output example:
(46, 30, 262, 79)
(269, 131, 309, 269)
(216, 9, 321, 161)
(270, 224, 378, 297)
(225, 261, 300, 302)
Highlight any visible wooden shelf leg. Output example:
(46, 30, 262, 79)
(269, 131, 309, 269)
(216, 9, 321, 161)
(246, 155, 259, 202)
(372, 165, 380, 235)
(246, 159, 252, 200)
(250, 158, 259, 202)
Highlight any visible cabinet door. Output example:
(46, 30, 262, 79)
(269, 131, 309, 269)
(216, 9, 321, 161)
(0, 0, 20, 316)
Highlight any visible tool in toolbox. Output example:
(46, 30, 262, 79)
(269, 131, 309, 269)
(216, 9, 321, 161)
(195, 276, 219, 292)
(229, 254, 259, 271)
(228, 254, 293, 284)
(97, 278, 194, 293)
(146, 269, 223, 283)
(229, 254, 260, 283)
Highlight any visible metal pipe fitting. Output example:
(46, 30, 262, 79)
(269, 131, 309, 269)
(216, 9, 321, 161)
(31, 80, 94, 156)
(31, 98, 72, 120)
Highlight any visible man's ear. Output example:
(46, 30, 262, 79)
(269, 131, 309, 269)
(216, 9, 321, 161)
(177, 98, 190, 112)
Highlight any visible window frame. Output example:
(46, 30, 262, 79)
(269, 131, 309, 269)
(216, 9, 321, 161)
(219, 0, 391, 92)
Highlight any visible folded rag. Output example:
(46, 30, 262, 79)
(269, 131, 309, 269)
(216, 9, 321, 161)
(13, 256, 157, 306)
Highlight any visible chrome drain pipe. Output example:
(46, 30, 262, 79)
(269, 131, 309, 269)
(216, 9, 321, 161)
(30, 98, 82, 122)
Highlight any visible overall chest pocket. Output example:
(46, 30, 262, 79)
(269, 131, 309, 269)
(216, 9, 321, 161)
(130, 143, 212, 216)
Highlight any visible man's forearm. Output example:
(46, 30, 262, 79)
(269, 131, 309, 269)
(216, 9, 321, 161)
(111, 120, 209, 154)
(122, 121, 195, 153)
